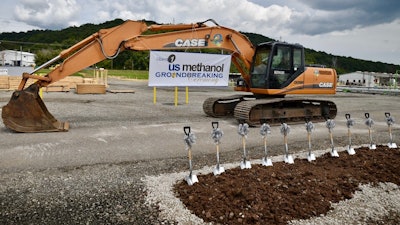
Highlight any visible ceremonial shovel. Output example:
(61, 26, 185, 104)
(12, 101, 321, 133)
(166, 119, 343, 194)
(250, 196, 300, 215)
(238, 123, 251, 169)
(211, 122, 225, 175)
(260, 121, 272, 166)
(345, 114, 356, 155)
(184, 126, 198, 185)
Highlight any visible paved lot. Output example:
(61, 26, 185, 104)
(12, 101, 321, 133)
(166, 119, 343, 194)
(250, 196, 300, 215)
(1, 78, 400, 224)
(0, 78, 399, 172)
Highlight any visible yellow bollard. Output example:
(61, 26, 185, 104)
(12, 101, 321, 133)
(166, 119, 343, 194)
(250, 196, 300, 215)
(185, 86, 189, 104)
(153, 87, 157, 104)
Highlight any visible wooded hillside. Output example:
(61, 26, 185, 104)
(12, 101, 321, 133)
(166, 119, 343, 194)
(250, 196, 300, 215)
(0, 19, 398, 74)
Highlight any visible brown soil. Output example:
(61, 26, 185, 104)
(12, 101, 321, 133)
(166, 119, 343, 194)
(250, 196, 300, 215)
(174, 146, 400, 225)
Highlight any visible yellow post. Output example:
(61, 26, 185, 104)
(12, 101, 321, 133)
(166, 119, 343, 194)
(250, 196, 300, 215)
(185, 86, 189, 104)
(38, 73, 43, 98)
(174, 86, 178, 106)
(153, 87, 157, 104)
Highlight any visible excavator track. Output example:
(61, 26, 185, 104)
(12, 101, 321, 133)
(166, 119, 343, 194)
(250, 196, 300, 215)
(234, 98, 337, 126)
(203, 95, 255, 117)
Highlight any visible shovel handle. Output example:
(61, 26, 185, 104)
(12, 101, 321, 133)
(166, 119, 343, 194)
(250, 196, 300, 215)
(345, 113, 351, 120)
(184, 126, 191, 136)
(188, 148, 192, 160)
(212, 121, 219, 129)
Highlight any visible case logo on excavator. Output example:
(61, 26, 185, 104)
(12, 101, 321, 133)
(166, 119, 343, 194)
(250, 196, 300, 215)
(319, 82, 333, 88)
(174, 38, 207, 47)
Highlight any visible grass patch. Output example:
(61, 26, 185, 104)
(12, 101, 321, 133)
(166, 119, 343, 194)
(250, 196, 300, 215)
(36, 69, 149, 80)
(107, 70, 148, 79)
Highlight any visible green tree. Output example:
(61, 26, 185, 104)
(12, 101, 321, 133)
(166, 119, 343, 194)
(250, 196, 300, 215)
(34, 48, 61, 66)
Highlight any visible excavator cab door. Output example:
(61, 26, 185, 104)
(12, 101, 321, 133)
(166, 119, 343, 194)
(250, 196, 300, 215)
(250, 42, 305, 89)
(268, 43, 305, 89)
(250, 45, 271, 88)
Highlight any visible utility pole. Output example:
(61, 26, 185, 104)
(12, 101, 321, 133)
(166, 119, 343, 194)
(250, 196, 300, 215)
(20, 46, 22, 66)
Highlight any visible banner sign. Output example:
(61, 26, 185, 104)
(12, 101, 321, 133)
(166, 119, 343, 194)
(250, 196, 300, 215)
(148, 51, 231, 87)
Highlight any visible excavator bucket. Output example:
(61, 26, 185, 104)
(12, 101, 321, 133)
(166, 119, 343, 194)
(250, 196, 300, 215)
(2, 83, 69, 132)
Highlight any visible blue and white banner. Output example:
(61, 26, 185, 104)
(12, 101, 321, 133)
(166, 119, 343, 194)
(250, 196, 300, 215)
(148, 51, 231, 87)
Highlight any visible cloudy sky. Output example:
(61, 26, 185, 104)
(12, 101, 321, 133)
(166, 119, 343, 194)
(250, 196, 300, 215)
(0, 0, 399, 65)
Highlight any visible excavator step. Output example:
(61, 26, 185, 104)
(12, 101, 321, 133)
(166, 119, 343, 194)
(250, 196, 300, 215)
(234, 98, 337, 126)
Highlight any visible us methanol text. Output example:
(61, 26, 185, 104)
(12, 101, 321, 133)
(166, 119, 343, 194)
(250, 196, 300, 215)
(155, 62, 225, 78)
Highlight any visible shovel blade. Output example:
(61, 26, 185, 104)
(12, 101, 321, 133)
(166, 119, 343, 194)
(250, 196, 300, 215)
(240, 160, 251, 169)
(307, 153, 316, 162)
(388, 143, 397, 149)
(185, 174, 198, 186)
(347, 146, 356, 155)
(330, 149, 339, 157)
(284, 155, 294, 164)
(213, 166, 225, 175)
(2, 84, 69, 133)
(262, 157, 273, 166)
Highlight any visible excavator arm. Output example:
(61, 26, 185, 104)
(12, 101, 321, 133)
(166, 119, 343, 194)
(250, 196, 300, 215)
(2, 19, 255, 132)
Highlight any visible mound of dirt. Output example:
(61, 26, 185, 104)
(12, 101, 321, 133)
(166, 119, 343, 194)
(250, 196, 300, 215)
(174, 146, 400, 224)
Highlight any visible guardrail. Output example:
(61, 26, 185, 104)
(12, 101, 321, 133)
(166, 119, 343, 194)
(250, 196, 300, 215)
(337, 86, 400, 95)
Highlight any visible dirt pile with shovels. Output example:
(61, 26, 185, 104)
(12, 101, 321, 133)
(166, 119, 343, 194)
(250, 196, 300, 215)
(175, 146, 400, 225)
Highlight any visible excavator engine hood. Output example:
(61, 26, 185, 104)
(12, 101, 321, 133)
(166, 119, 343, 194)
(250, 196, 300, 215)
(2, 83, 69, 132)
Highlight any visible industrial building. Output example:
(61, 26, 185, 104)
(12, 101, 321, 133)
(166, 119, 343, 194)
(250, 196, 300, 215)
(0, 50, 35, 67)
(338, 71, 398, 88)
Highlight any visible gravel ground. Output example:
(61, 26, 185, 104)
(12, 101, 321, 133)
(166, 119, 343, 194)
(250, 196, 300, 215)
(145, 145, 400, 225)
(1, 78, 399, 224)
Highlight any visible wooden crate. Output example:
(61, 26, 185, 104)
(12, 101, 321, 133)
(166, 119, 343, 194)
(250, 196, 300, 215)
(8, 77, 22, 90)
(63, 76, 84, 89)
(76, 84, 106, 94)
(44, 81, 71, 92)
(7, 76, 36, 90)
(0, 76, 9, 89)
(83, 78, 96, 84)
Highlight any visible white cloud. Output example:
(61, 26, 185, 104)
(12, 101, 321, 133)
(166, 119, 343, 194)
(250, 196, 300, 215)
(14, 0, 80, 29)
(290, 19, 400, 64)
(0, 18, 41, 32)
(1, 0, 399, 64)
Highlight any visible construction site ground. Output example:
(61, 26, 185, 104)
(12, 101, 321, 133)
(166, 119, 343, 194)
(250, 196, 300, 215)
(0, 78, 399, 224)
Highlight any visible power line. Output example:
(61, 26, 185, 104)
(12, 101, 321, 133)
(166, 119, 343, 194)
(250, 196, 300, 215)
(0, 39, 64, 46)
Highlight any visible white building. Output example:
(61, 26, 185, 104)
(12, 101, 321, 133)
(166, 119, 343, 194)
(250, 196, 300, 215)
(338, 71, 398, 87)
(0, 50, 35, 67)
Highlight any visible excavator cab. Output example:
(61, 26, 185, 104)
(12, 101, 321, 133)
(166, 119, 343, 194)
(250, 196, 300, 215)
(250, 42, 305, 89)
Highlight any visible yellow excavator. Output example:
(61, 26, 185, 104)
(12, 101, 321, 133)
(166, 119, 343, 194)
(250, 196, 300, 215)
(1, 19, 337, 132)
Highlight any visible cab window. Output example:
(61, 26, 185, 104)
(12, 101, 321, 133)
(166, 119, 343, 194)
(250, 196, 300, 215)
(269, 46, 292, 88)
(271, 46, 291, 70)
(251, 48, 271, 88)
(251, 49, 270, 75)
(293, 48, 302, 71)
